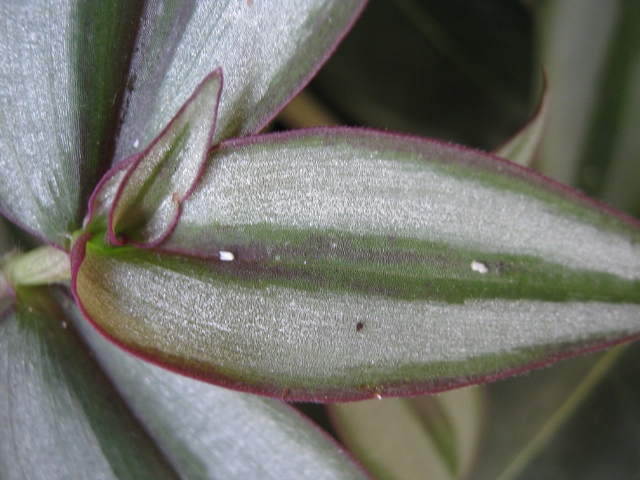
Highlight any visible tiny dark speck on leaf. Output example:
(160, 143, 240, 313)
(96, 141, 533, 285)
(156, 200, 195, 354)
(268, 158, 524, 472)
(281, 388, 290, 400)
(356, 322, 364, 332)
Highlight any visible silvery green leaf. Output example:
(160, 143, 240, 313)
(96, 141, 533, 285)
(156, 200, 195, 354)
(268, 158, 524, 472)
(0, 1, 143, 246)
(69, 295, 369, 480)
(72, 129, 640, 400)
(113, 0, 367, 163)
(0, 290, 178, 480)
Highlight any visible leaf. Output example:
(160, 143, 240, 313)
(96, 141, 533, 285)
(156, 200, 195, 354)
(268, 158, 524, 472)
(511, 343, 640, 479)
(467, 343, 640, 479)
(0, 289, 179, 479)
(540, 0, 640, 217)
(494, 74, 549, 167)
(107, 70, 222, 247)
(0, 1, 143, 246)
(4, 245, 70, 286)
(329, 387, 482, 480)
(113, 0, 368, 164)
(68, 292, 370, 480)
(309, 0, 534, 149)
(72, 129, 640, 401)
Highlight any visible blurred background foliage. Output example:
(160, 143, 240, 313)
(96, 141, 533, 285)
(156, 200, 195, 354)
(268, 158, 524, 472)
(278, 0, 640, 478)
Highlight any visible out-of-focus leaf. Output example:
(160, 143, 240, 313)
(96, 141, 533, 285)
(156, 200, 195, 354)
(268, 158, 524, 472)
(513, 343, 640, 479)
(0, 217, 16, 316)
(0, 1, 143, 247)
(4, 246, 70, 287)
(494, 76, 549, 167)
(0, 289, 178, 480)
(113, 0, 367, 163)
(277, 90, 342, 129)
(540, 0, 640, 217)
(72, 129, 640, 401)
(106, 70, 222, 247)
(310, 0, 533, 149)
(329, 387, 482, 480)
(468, 349, 604, 479)
(469, 343, 640, 480)
(67, 295, 369, 480)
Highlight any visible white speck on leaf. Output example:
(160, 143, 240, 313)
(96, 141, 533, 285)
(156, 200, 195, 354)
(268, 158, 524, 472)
(219, 251, 234, 261)
(471, 260, 489, 274)
(133, 138, 139, 148)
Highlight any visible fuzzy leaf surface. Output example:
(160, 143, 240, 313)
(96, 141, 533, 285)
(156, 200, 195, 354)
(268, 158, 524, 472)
(0, 1, 143, 246)
(0, 291, 178, 480)
(113, 0, 367, 163)
(73, 129, 640, 401)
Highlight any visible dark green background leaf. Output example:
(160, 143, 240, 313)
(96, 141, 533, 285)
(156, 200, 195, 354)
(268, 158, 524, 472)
(309, 0, 534, 149)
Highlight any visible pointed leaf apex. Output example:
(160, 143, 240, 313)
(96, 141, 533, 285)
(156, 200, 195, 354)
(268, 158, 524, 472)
(108, 69, 224, 247)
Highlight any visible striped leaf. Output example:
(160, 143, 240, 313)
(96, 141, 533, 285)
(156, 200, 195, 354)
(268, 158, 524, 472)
(68, 296, 370, 480)
(72, 128, 640, 401)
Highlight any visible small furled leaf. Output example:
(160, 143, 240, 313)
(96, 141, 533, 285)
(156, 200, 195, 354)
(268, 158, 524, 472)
(494, 75, 549, 167)
(68, 295, 369, 480)
(0, 290, 178, 480)
(113, 0, 368, 163)
(72, 129, 640, 401)
(329, 388, 482, 480)
(107, 70, 222, 247)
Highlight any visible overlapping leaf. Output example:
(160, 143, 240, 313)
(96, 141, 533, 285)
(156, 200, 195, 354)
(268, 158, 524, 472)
(113, 0, 368, 163)
(329, 387, 482, 480)
(0, 1, 143, 246)
(72, 129, 640, 401)
(494, 76, 549, 167)
(0, 1, 367, 245)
